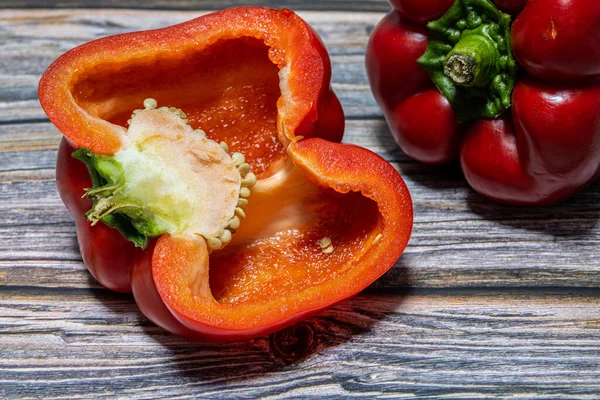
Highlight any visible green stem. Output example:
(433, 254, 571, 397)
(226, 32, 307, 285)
(87, 198, 140, 226)
(443, 33, 500, 87)
(84, 183, 121, 198)
(417, 0, 516, 123)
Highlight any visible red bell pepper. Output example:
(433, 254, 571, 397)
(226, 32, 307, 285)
(367, 0, 600, 205)
(40, 7, 413, 342)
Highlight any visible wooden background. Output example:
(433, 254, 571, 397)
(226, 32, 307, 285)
(1, 1, 600, 398)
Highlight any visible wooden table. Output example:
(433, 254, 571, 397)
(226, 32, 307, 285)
(2, 1, 600, 398)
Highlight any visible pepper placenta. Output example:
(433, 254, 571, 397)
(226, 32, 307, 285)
(367, 0, 600, 205)
(40, 7, 413, 342)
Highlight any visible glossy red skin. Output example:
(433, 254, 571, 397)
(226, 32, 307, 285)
(367, 0, 600, 205)
(56, 139, 142, 292)
(45, 7, 413, 342)
(388, 0, 454, 24)
(494, 0, 528, 14)
(389, 89, 461, 164)
(130, 240, 200, 340)
(512, 0, 600, 81)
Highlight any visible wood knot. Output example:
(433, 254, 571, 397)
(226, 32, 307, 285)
(270, 321, 316, 361)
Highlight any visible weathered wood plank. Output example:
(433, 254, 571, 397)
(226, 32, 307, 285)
(1, 289, 599, 398)
(1, 0, 391, 12)
(1, 9, 381, 44)
(0, 10, 379, 64)
(1, 6, 600, 398)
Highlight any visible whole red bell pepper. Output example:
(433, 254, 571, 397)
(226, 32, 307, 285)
(40, 7, 413, 342)
(367, 0, 600, 205)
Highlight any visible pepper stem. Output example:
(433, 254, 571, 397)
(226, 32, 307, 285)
(444, 53, 475, 85)
(88, 198, 142, 226)
(84, 183, 121, 198)
(443, 33, 500, 88)
(416, 0, 516, 122)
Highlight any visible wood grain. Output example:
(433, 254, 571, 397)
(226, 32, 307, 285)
(2, 289, 600, 398)
(1, 7, 600, 399)
(2, 0, 391, 12)
(0, 290, 600, 398)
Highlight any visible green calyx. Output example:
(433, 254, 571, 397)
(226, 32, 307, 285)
(73, 148, 159, 249)
(417, 0, 516, 123)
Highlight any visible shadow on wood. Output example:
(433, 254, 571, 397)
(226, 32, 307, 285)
(466, 181, 600, 237)
(85, 269, 412, 380)
(400, 161, 466, 191)
(366, 118, 467, 191)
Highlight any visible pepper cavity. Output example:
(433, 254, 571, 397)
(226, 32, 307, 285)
(74, 98, 256, 250)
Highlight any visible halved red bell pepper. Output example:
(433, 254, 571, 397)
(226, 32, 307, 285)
(367, 0, 600, 205)
(40, 7, 413, 342)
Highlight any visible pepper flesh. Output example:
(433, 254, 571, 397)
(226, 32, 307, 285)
(367, 0, 600, 205)
(42, 7, 413, 341)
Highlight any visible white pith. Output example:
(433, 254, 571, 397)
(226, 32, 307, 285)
(114, 108, 241, 239)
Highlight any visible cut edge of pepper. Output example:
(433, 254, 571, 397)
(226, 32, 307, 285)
(147, 138, 412, 334)
(38, 7, 330, 159)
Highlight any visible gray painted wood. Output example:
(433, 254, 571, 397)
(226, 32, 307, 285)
(2, 0, 391, 12)
(2, 289, 600, 398)
(1, 7, 600, 399)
